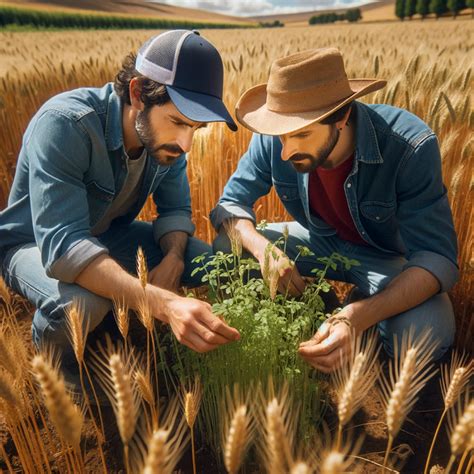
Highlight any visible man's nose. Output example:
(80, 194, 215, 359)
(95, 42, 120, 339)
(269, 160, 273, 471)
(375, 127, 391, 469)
(176, 129, 194, 154)
(281, 142, 297, 162)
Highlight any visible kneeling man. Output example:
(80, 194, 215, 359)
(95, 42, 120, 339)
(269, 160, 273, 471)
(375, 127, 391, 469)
(211, 48, 457, 372)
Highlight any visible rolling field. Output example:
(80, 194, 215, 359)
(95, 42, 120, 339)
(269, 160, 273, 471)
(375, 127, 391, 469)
(0, 19, 473, 473)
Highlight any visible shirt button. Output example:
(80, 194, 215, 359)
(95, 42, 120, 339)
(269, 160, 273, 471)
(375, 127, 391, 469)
(282, 194, 288, 199)
(376, 216, 380, 220)
(347, 183, 352, 188)
(362, 231, 366, 235)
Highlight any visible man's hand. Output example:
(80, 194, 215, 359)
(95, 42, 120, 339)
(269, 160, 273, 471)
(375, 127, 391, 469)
(298, 317, 353, 373)
(149, 254, 185, 292)
(161, 296, 240, 353)
(257, 245, 306, 297)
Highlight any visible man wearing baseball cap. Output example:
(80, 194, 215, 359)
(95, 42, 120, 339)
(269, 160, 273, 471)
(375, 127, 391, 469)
(211, 48, 457, 372)
(0, 30, 240, 361)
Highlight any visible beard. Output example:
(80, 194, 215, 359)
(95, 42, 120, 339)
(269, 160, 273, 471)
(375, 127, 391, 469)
(289, 125, 340, 173)
(135, 108, 184, 166)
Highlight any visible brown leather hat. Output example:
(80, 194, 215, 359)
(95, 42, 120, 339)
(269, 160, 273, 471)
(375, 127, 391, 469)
(236, 47, 387, 135)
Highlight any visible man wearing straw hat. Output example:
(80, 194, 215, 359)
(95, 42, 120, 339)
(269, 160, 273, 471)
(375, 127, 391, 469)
(211, 48, 458, 372)
(0, 30, 241, 362)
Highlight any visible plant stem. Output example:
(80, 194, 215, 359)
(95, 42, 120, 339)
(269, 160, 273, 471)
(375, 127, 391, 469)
(424, 407, 447, 474)
(191, 425, 197, 474)
(383, 436, 394, 473)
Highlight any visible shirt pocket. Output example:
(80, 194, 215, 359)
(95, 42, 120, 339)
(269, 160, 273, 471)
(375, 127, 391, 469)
(273, 180, 300, 202)
(360, 200, 396, 222)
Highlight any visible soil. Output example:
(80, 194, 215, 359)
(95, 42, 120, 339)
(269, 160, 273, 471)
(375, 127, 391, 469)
(0, 290, 464, 474)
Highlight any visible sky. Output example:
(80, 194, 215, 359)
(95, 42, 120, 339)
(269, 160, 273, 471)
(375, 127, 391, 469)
(151, 0, 373, 17)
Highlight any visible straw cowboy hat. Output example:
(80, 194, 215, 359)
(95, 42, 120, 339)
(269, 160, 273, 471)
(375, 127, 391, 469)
(235, 47, 387, 136)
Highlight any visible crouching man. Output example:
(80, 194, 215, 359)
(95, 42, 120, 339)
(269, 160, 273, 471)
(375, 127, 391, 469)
(0, 30, 240, 364)
(211, 48, 457, 372)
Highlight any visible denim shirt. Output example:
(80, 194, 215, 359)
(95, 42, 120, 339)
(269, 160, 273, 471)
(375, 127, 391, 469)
(210, 101, 459, 292)
(0, 83, 195, 283)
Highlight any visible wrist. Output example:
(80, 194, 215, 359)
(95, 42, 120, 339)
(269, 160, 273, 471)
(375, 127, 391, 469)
(146, 284, 178, 324)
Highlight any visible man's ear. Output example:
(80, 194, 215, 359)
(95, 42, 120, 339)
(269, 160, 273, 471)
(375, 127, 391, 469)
(336, 105, 352, 130)
(129, 77, 145, 111)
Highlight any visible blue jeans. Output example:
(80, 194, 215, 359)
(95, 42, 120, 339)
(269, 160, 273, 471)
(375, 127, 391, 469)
(1, 221, 211, 355)
(213, 221, 455, 361)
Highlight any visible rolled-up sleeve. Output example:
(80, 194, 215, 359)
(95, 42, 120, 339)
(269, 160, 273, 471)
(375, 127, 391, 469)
(397, 134, 459, 292)
(152, 155, 195, 243)
(27, 111, 109, 283)
(210, 133, 273, 230)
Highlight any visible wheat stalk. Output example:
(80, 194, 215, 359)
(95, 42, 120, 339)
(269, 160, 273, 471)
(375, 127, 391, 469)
(113, 298, 130, 345)
(66, 300, 88, 365)
(380, 328, 438, 471)
(31, 354, 83, 451)
(333, 329, 380, 449)
(424, 352, 473, 474)
(136, 246, 148, 290)
(182, 378, 202, 474)
(136, 398, 189, 474)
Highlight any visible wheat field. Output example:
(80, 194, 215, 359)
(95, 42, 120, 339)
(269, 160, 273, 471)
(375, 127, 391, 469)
(0, 20, 473, 473)
(0, 20, 472, 347)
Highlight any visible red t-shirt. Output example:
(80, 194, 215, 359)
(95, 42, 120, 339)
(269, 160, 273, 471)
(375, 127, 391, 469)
(308, 154, 367, 245)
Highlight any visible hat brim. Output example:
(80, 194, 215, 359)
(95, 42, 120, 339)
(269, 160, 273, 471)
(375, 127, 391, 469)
(235, 79, 387, 136)
(166, 85, 238, 131)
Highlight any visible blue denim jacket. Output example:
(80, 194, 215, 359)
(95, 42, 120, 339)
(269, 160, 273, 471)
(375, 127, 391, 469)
(210, 101, 459, 292)
(0, 83, 195, 283)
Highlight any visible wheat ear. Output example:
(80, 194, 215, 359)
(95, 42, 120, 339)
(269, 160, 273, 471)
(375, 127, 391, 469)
(136, 246, 148, 290)
(182, 378, 202, 474)
(66, 300, 90, 368)
(380, 328, 438, 471)
(137, 398, 189, 474)
(113, 298, 130, 345)
(222, 385, 255, 474)
(90, 346, 140, 472)
(31, 354, 83, 451)
(333, 329, 380, 449)
(446, 398, 474, 474)
(424, 351, 473, 474)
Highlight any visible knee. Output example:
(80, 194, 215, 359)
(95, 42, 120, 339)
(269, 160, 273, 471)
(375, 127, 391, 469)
(378, 293, 455, 362)
(212, 228, 232, 254)
(33, 290, 112, 353)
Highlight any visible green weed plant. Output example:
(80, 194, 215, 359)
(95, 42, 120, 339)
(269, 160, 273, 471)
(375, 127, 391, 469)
(167, 229, 359, 457)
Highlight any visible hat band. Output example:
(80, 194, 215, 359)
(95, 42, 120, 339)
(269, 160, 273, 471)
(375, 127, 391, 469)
(266, 78, 354, 113)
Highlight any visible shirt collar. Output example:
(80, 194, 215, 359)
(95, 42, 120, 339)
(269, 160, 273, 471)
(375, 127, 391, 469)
(104, 84, 124, 152)
(353, 101, 384, 165)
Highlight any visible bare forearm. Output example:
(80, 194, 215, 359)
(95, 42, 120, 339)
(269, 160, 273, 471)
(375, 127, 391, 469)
(346, 266, 440, 334)
(231, 218, 270, 259)
(159, 230, 188, 259)
(74, 253, 175, 322)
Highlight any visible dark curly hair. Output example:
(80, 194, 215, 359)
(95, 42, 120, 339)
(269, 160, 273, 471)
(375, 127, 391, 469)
(114, 52, 171, 107)
(319, 102, 355, 125)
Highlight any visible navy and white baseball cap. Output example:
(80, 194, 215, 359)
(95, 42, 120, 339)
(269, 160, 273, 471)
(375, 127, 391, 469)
(136, 30, 237, 131)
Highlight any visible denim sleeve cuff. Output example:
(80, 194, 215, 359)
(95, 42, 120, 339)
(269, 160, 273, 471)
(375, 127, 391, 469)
(209, 203, 257, 231)
(152, 215, 195, 243)
(48, 238, 109, 283)
(403, 250, 459, 293)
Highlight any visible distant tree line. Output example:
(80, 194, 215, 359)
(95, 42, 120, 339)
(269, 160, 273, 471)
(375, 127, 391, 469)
(309, 8, 362, 25)
(396, 0, 473, 19)
(0, 5, 253, 30)
(259, 19, 284, 27)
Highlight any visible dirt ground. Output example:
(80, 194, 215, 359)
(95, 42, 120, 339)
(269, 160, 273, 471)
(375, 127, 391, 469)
(0, 292, 462, 473)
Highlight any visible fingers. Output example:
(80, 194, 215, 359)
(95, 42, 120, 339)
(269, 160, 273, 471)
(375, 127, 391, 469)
(181, 331, 220, 353)
(299, 323, 330, 347)
(301, 347, 348, 373)
(298, 331, 340, 358)
(199, 309, 240, 342)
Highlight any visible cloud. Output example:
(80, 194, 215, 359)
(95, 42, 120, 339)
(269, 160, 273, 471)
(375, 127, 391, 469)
(152, 0, 369, 17)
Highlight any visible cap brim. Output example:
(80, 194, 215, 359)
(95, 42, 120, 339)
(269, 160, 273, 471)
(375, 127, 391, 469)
(235, 79, 387, 136)
(166, 85, 238, 131)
